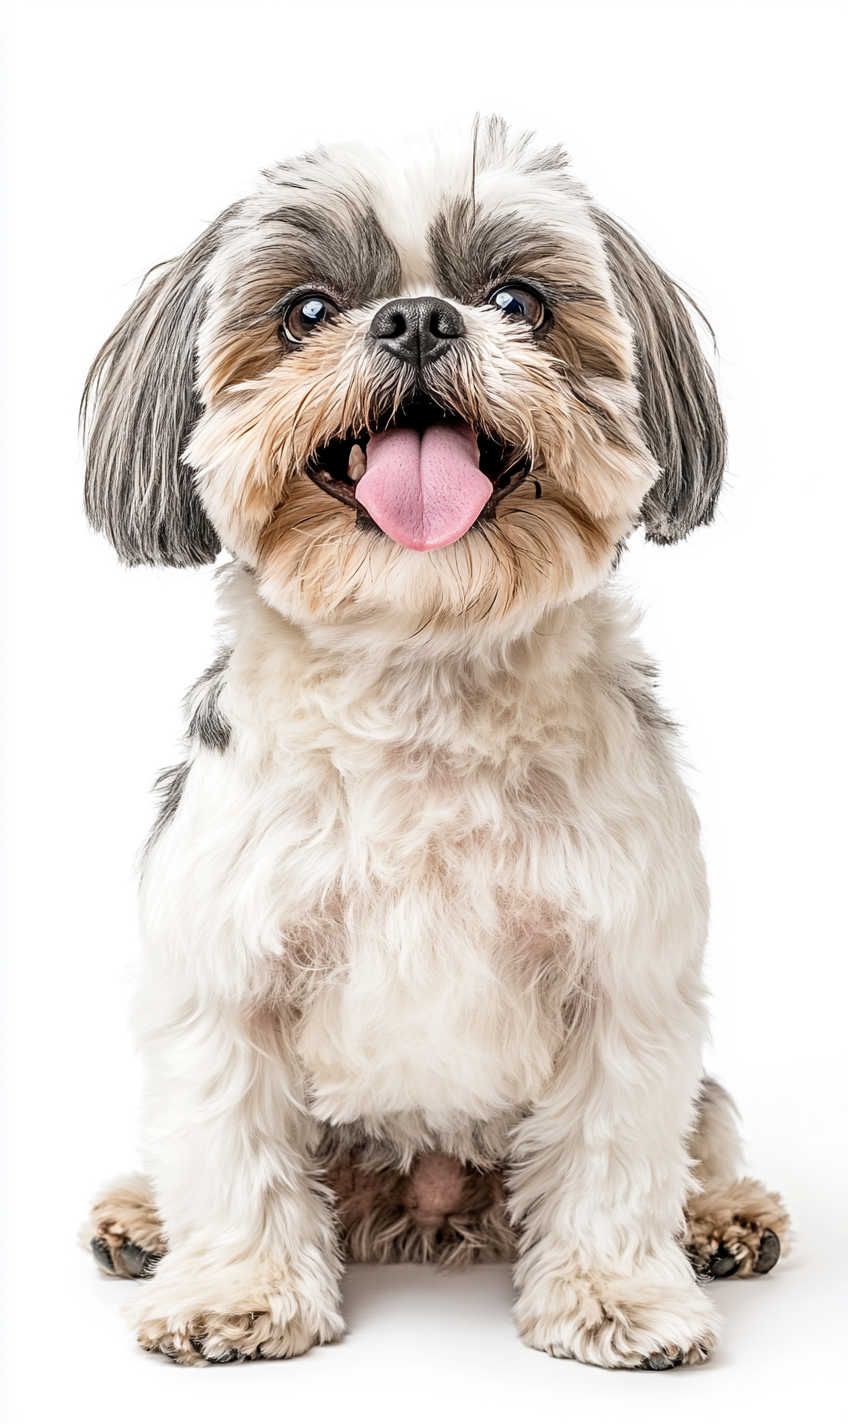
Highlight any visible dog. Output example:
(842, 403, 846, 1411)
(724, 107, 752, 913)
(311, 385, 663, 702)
(82, 117, 788, 1370)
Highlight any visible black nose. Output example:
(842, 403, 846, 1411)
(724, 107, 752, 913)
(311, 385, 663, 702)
(369, 296, 464, 366)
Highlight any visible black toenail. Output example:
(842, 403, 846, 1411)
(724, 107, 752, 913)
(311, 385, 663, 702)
(640, 1350, 683, 1370)
(119, 1240, 162, 1278)
(206, 1348, 242, 1363)
(752, 1228, 781, 1275)
(706, 1244, 740, 1278)
(91, 1236, 117, 1274)
(686, 1249, 711, 1280)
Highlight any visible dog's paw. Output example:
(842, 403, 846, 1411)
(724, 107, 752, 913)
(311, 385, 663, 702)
(685, 1177, 789, 1280)
(515, 1269, 718, 1369)
(126, 1266, 344, 1366)
(84, 1174, 167, 1280)
(91, 1232, 162, 1280)
(135, 1307, 322, 1365)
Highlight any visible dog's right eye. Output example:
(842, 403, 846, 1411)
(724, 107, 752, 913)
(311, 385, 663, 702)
(282, 294, 341, 343)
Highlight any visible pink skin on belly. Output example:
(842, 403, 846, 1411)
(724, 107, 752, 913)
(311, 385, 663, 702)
(326, 1153, 468, 1228)
(355, 423, 493, 550)
(402, 1153, 468, 1229)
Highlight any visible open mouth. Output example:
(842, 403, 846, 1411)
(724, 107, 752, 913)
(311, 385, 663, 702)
(306, 395, 531, 551)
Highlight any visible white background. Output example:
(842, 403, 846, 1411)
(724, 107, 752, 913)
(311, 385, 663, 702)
(1, 1, 846, 1420)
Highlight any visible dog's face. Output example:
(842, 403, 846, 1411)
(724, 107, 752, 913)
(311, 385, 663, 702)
(84, 120, 725, 635)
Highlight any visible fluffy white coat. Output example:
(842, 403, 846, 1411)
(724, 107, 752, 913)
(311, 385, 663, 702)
(132, 568, 715, 1365)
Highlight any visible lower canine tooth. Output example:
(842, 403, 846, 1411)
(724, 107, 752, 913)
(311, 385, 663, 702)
(348, 444, 366, 481)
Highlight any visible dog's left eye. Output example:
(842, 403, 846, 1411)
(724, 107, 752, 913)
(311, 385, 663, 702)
(488, 285, 545, 329)
(283, 293, 341, 342)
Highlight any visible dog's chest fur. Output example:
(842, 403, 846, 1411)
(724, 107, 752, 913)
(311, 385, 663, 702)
(289, 748, 574, 1131)
(149, 570, 668, 1137)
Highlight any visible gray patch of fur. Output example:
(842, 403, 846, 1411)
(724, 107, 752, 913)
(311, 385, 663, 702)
(616, 659, 677, 736)
(143, 760, 191, 863)
(429, 199, 570, 304)
(185, 649, 231, 752)
(255, 197, 402, 310)
(142, 649, 232, 864)
(593, 211, 727, 544)
(81, 208, 241, 568)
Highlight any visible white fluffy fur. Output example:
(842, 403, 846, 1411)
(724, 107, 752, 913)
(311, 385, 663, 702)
(130, 571, 716, 1365)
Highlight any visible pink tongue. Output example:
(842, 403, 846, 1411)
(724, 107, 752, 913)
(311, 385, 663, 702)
(355, 423, 492, 550)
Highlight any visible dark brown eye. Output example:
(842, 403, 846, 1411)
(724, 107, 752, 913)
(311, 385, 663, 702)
(283, 293, 341, 342)
(488, 285, 545, 329)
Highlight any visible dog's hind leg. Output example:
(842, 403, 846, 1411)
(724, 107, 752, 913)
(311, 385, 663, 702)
(85, 1174, 167, 1280)
(684, 1077, 789, 1279)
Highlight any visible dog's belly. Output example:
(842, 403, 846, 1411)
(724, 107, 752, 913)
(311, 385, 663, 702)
(297, 980, 554, 1129)
(293, 879, 569, 1129)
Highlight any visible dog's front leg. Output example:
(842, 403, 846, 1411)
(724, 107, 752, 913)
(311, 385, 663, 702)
(125, 981, 343, 1365)
(510, 932, 718, 1370)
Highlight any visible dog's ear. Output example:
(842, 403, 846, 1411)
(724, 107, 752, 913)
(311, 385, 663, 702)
(593, 211, 727, 544)
(82, 213, 234, 567)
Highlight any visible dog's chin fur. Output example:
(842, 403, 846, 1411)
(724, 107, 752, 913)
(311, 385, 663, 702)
(81, 118, 787, 1370)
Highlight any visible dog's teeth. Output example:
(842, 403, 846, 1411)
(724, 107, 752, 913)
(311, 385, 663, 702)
(348, 444, 367, 481)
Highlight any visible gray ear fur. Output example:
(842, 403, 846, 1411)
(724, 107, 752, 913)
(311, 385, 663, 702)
(593, 211, 727, 544)
(82, 214, 234, 567)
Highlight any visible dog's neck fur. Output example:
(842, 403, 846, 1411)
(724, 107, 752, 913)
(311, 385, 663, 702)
(221, 561, 623, 752)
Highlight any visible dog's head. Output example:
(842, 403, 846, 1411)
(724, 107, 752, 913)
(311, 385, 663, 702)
(84, 119, 725, 634)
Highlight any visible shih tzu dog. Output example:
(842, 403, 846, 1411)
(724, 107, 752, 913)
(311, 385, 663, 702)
(83, 118, 788, 1370)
